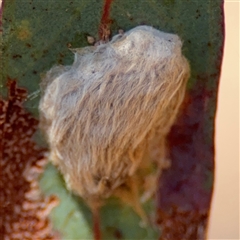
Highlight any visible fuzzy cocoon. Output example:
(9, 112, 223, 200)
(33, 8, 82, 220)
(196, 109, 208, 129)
(39, 25, 190, 209)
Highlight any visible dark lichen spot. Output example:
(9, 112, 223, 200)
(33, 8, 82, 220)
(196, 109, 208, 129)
(58, 59, 63, 64)
(163, 0, 175, 6)
(114, 229, 123, 239)
(12, 54, 22, 59)
(196, 9, 201, 19)
(43, 49, 48, 54)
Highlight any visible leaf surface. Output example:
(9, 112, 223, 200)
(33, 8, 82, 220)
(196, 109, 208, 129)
(2, 0, 224, 239)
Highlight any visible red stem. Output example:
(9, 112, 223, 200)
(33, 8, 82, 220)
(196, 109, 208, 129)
(98, 0, 114, 40)
(93, 208, 101, 240)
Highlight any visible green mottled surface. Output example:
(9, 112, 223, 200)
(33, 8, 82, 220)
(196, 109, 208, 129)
(2, 0, 224, 239)
(40, 164, 158, 239)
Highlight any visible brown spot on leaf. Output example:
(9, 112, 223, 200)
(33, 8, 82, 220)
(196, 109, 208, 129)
(17, 23, 32, 41)
(156, 2, 225, 235)
(156, 82, 216, 239)
(157, 207, 208, 240)
(0, 79, 59, 239)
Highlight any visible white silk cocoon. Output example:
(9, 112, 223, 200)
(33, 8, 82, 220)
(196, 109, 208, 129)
(39, 26, 190, 209)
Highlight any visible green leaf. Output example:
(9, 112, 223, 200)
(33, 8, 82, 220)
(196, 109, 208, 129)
(2, 0, 224, 239)
(40, 164, 158, 239)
